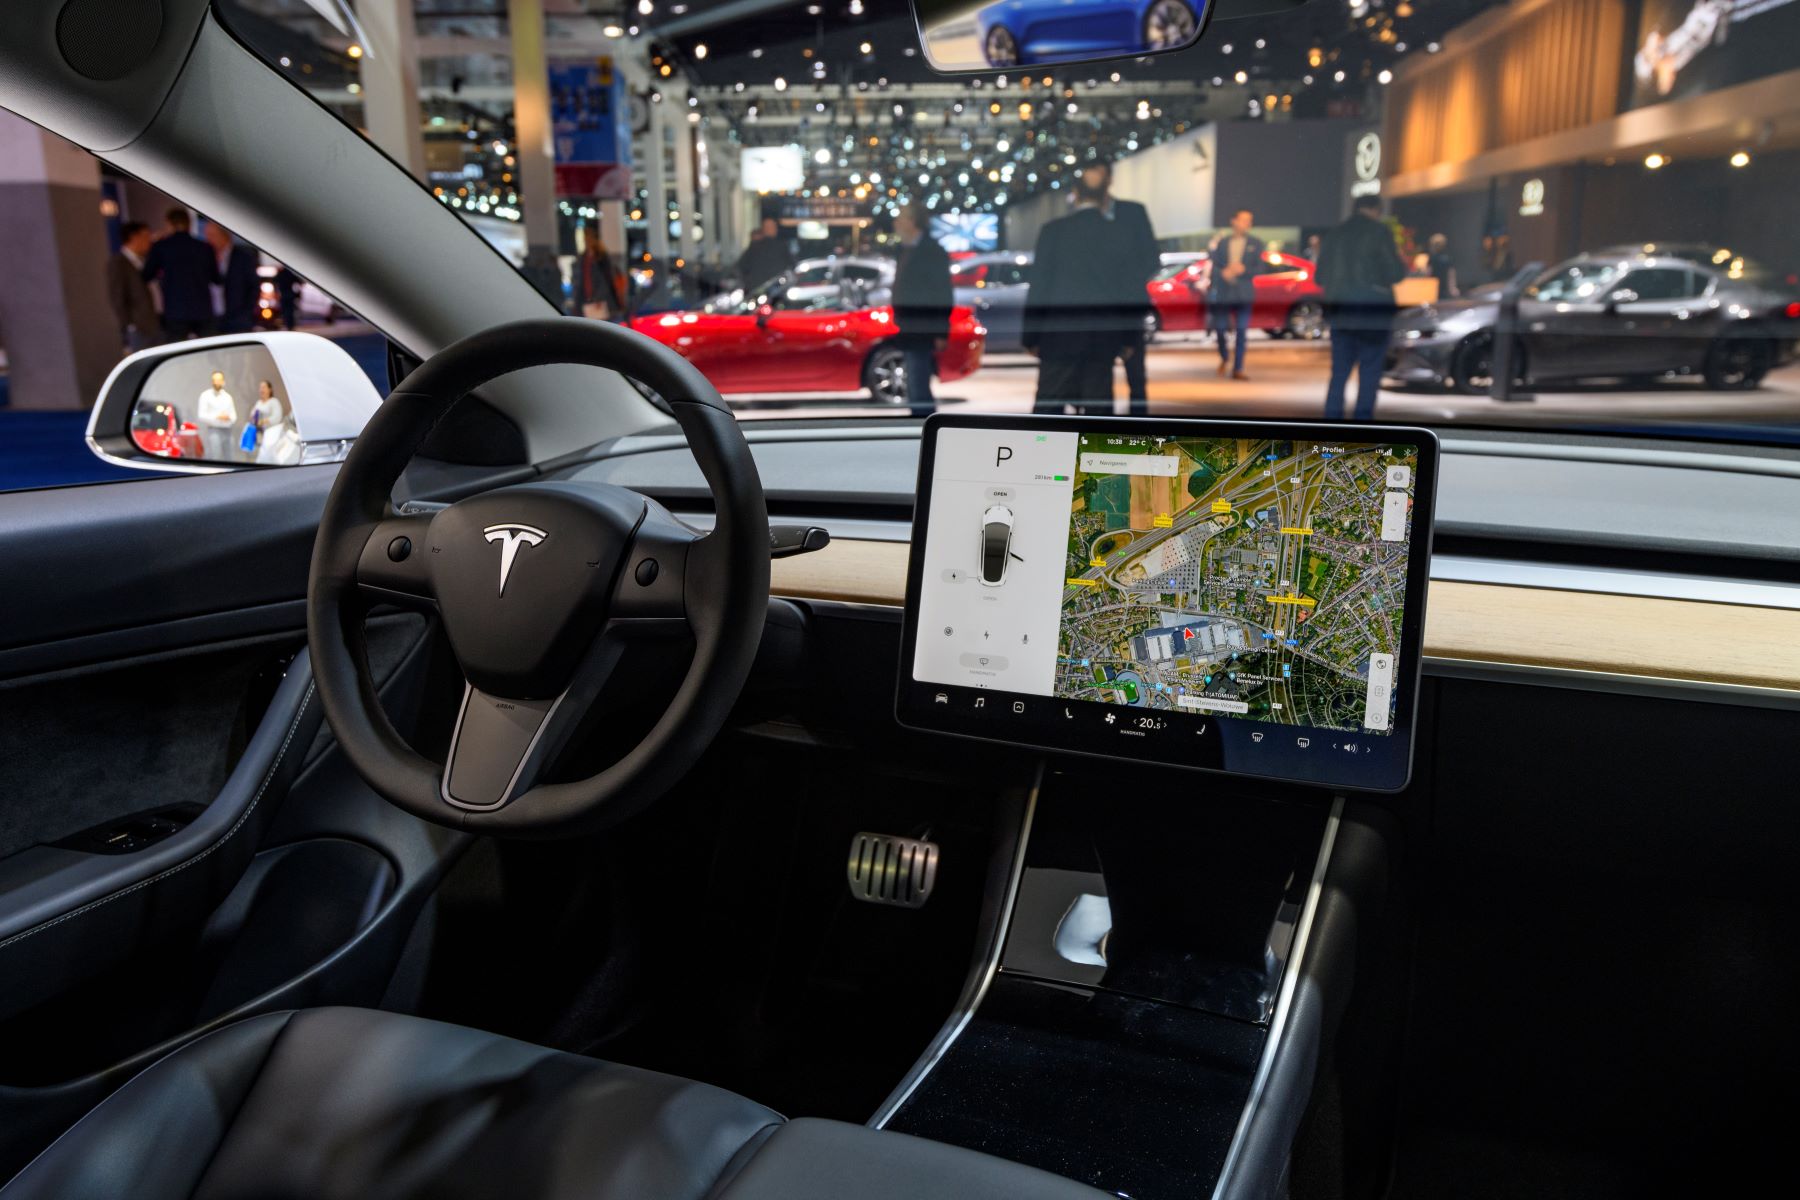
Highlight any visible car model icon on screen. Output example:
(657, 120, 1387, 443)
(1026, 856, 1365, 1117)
(979, 504, 1015, 586)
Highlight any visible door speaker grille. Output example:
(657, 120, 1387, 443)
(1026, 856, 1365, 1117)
(847, 833, 939, 908)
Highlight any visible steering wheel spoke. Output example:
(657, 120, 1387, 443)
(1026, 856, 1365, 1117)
(440, 613, 686, 810)
(355, 513, 438, 608)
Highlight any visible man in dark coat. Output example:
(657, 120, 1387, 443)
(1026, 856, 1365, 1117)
(890, 203, 953, 417)
(736, 217, 792, 291)
(1316, 196, 1406, 421)
(1024, 158, 1160, 415)
(206, 222, 261, 334)
(1207, 209, 1266, 380)
(142, 207, 218, 339)
(273, 264, 301, 329)
(106, 220, 161, 351)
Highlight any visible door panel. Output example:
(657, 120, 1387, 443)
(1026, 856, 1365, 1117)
(0, 467, 469, 1178)
(0, 466, 336, 676)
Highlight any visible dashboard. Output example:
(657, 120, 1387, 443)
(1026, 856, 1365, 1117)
(561, 424, 1800, 710)
(894, 415, 1438, 792)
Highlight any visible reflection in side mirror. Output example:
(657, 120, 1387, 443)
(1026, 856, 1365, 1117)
(87, 332, 383, 474)
(755, 302, 775, 326)
(913, 0, 1209, 74)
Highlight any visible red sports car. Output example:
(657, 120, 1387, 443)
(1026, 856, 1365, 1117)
(1148, 251, 1326, 339)
(629, 291, 984, 404)
(129, 400, 205, 459)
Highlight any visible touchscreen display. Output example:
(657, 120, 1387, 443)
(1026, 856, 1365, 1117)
(896, 415, 1437, 792)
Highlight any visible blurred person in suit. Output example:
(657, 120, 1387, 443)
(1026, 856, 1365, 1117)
(107, 220, 161, 352)
(1025, 157, 1159, 415)
(143, 207, 218, 339)
(206, 222, 260, 334)
(890, 203, 954, 417)
(1207, 209, 1265, 381)
(1316, 196, 1406, 421)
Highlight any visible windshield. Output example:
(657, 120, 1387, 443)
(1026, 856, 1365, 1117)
(212, 0, 1800, 443)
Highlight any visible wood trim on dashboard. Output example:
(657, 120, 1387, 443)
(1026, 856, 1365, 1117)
(769, 538, 1800, 693)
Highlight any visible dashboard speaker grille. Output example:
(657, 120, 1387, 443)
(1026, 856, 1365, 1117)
(847, 833, 939, 909)
(57, 0, 164, 82)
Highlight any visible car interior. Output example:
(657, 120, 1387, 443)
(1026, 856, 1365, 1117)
(1, 1, 1798, 1199)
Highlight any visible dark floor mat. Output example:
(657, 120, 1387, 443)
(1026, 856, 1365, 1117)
(574, 740, 1004, 1120)
(418, 733, 1013, 1123)
(1385, 865, 1799, 1200)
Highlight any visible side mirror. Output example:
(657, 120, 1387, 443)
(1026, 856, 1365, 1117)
(755, 302, 774, 327)
(86, 332, 382, 473)
(1603, 289, 1638, 314)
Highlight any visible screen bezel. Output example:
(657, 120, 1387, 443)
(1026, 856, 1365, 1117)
(895, 413, 1440, 793)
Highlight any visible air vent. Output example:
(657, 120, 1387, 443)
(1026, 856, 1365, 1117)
(847, 832, 939, 908)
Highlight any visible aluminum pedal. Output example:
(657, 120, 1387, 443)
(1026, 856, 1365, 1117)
(847, 832, 939, 908)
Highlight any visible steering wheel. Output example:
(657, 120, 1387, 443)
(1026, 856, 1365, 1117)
(306, 318, 769, 835)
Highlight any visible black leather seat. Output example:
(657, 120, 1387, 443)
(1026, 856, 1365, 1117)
(0, 1008, 1101, 1200)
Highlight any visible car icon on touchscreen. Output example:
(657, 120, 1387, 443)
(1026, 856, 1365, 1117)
(979, 505, 1016, 586)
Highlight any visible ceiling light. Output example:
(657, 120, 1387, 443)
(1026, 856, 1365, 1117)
(1377, 69, 1393, 84)
(1730, 151, 1751, 168)
(603, 24, 623, 37)
(346, 44, 363, 59)
(860, 41, 873, 54)
(815, 147, 831, 164)
(773, 76, 786, 90)
(1644, 152, 1667, 169)
(1234, 70, 1248, 84)
(638, 0, 654, 14)
(694, 43, 707, 59)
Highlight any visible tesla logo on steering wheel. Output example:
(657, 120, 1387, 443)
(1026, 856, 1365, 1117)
(483, 523, 547, 596)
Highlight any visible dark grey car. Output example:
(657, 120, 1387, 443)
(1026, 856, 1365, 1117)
(1388, 250, 1799, 393)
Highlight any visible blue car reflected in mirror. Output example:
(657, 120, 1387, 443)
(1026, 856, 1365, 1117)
(916, 0, 1208, 73)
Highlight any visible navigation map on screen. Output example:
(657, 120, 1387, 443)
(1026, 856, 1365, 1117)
(1057, 433, 1416, 733)
(911, 425, 1422, 738)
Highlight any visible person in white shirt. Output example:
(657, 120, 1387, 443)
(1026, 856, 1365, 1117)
(197, 370, 238, 461)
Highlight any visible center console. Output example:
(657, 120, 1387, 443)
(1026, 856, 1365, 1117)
(874, 415, 1432, 1197)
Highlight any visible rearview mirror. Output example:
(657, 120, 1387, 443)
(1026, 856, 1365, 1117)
(86, 332, 383, 473)
(913, 0, 1209, 73)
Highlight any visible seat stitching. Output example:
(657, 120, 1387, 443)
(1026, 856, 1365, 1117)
(0, 681, 316, 954)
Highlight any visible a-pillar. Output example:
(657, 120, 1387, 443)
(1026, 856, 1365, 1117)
(507, 0, 565, 303)
(358, 0, 426, 179)
(0, 112, 117, 410)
